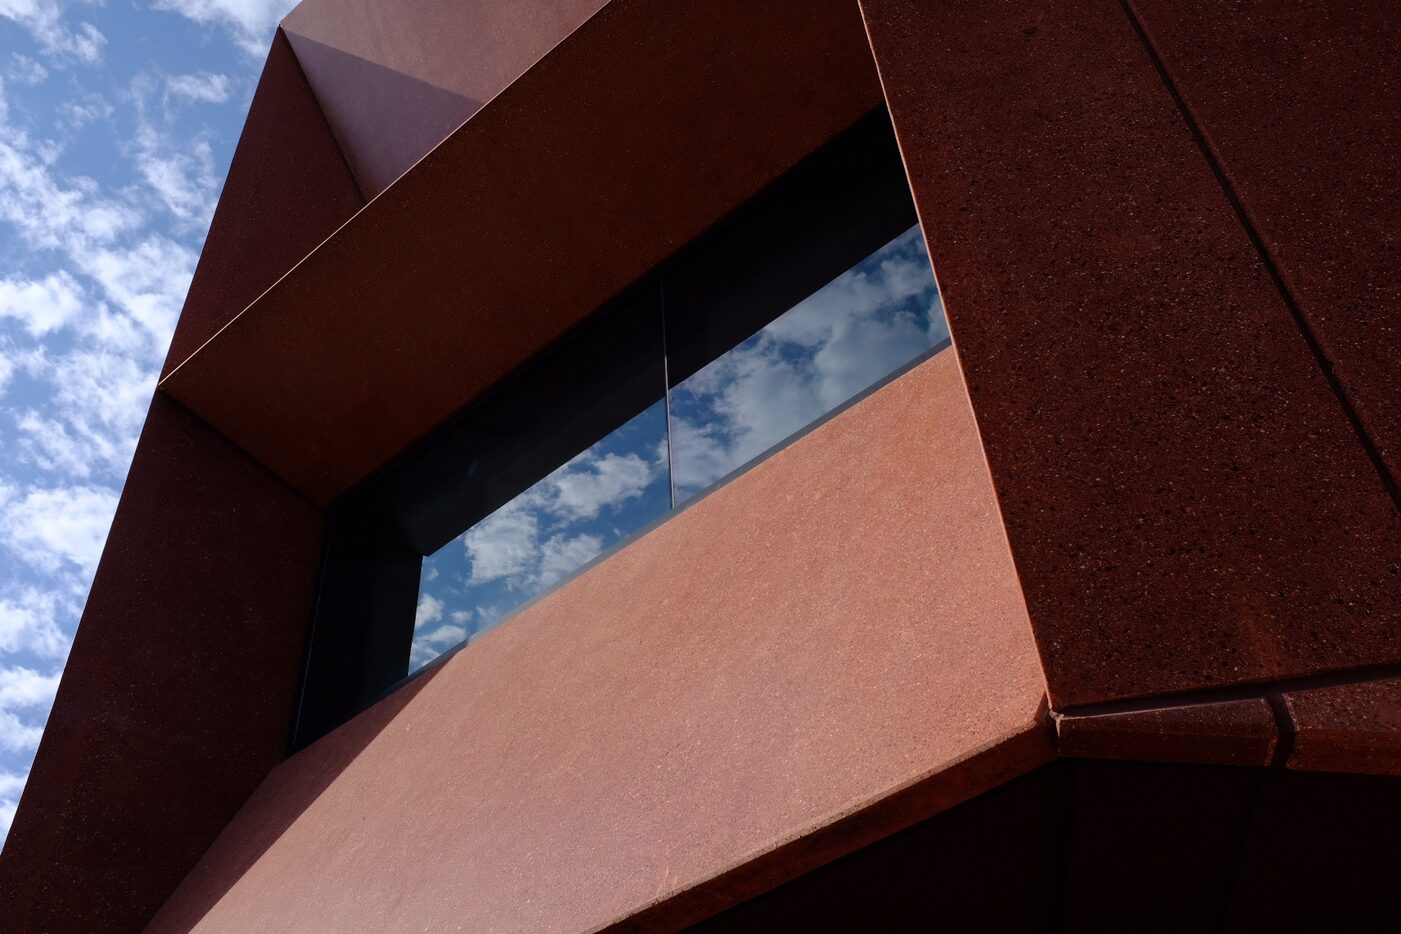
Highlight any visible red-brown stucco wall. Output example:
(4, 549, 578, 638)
(146, 352, 1050, 934)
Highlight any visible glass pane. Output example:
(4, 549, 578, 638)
(409, 400, 671, 672)
(668, 225, 946, 503)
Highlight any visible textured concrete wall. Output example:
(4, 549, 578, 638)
(162, 30, 363, 378)
(862, 0, 1400, 711)
(146, 352, 1049, 934)
(1131, 0, 1401, 489)
(281, 0, 610, 198)
(161, 0, 886, 505)
(0, 396, 325, 933)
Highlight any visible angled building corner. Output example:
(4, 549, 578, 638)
(2, 1, 1399, 931)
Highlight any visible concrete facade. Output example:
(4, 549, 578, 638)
(2, 1, 1398, 931)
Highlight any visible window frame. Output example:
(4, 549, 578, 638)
(291, 107, 941, 749)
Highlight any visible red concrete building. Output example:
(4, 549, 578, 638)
(2, 1, 1399, 931)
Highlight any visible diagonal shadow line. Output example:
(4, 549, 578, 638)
(281, 30, 483, 199)
(1121, 0, 1401, 514)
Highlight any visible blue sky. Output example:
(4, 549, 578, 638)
(0, 0, 948, 845)
(410, 225, 946, 672)
(0, 0, 296, 843)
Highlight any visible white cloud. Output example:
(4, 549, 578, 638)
(0, 799, 16, 838)
(0, 798, 17, 839)
(463, 503, 540, 587)
(0, 769, 24, 798)
(7, 54, 47, 85)
(409, 595, 463, 666)
(810, 304, 930, 409)
(0, 768, 25, 838)
(81, 234, 197, 343)
(0, 485, 118, 576)
(55, 93, 111, 131)
(548, 451, 656, 522)
(424, 623, 465, 646)
(0, 350, 12, 398)
(0, 0, 105, 63)
(0, 709, 43, 752)
(458, 446, 656, 592)
(669, 418, 739, 497)
(0, 589, 71, 659)
(50, 351, 152, 433)
(0, 271, 84, 336)
(413, 594, 442, 630)
(14, 350, 154, 480)
(0, 666, 61, 759)
(165, 72, 232, 105)
(0, 80, 195, 355)
(408, 620, 467, 669)
(15, 411, 131, 480)
(130, 124, 218, 224)
(149, 0, 294, 56)
(125, 77, 222, 227)
(670, 226, 941, 497)
(0, 137, 140, 251)
(0, 666, 60, 708)
(536, 533, 601, 589)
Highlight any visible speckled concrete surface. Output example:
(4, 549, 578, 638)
(0, 395, 327, 933)
(1133, 0, 1401, 487)
(161, 30, 363, 378)
(282, 0, 608, 197)
(1285, 678, 1401, 775)
(1057, 698, 1279, 766)
(146, 352, 1050, 934)
(863, 0, 1401, 708)
(162, 0, 886, 506)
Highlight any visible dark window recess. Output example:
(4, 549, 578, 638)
(292, 109, 949, 749)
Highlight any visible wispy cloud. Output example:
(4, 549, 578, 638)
(7, 54, 48, 86)
(0, 710, 43, 752)
(462, 501, 539, 587)
(0, 485, 119, 576)
(0, 665, 62, 755)
(535, 533, 602, 589)
(550, 452, 656, 522)
(0, 0, 105, 63)
(408, 229, 942, 668)
(148, 0, 292, 56)
(0, 665, 61, 708)
(408, 621, 465, 670)
(413, 594, 443, 629)
(0, 765, 26, 821)
(461, 442, 661, 589)
(0, 271, 84, 336)
(0, 131, 141, 251)
(671, 226, 944, 497)
(410, 407, 671, 669)
(0, 589, 72, 659)
(0, 0, 276, 850)
(165, 72, 233, 106)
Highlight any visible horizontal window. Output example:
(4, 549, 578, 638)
(411, 401, 671, 674)
(293, 109, 948, 747)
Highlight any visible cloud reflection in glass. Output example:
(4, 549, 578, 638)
(410, 224, 944, 672)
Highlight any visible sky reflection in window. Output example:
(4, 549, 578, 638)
(409, 401, 671, 672)
(669, 225, 946, 502)
(407, 226, 944, 673)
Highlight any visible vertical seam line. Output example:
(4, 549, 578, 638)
(1265, 693, 1298, 768)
